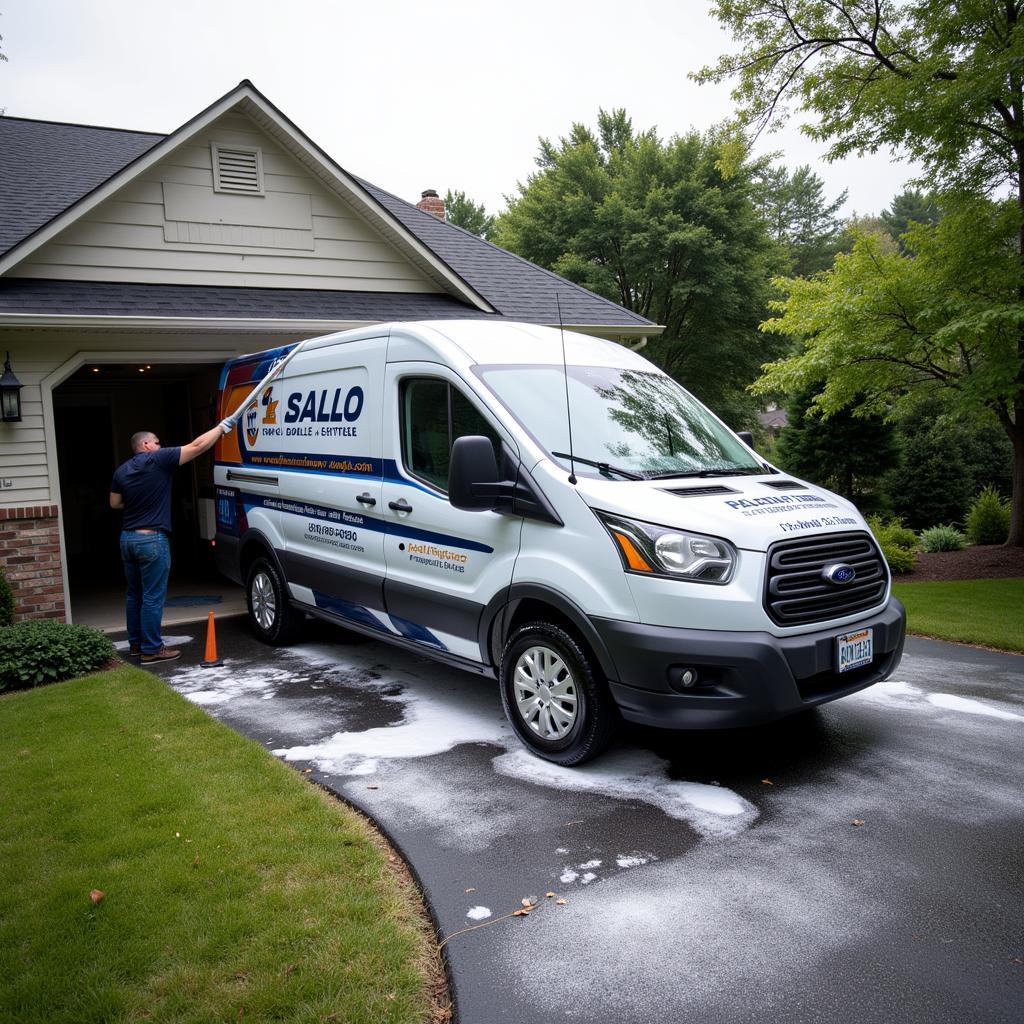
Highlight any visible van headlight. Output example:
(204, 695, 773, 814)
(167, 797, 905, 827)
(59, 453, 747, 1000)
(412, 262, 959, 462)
(596, 511, 737, 584)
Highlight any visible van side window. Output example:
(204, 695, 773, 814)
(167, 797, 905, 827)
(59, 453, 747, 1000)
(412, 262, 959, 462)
(401, 378, 501, 492)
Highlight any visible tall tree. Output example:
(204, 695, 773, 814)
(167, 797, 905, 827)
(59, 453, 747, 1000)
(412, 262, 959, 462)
(697, 1, 1024, 544)
(444, 190, 495, 240)
(755, 164, 847, 276)
(880, 397, 1014, 529)
(776, 383, 900, 505)
(493, 109, 783, 424)
(753, 200, 1024, 530)
(881, 189, 941, 247)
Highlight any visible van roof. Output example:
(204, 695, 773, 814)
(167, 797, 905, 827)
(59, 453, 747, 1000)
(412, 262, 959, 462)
(400, 320, 653, 371)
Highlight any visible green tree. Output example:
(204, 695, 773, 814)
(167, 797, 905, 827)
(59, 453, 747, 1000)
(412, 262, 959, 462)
(753, 200, 1023, 534)
(755, 164, 847, 276)
(493, 109, 783, 425)
(444, 190, 495, 240)
(698, 1, 1024, 544)
(880, 398, 1013, 530)
(881, 189, 941, 249)
(776, 383, 900, 506)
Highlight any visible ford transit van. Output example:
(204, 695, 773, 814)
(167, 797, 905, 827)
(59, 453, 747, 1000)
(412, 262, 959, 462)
(214, 321, 905, 764)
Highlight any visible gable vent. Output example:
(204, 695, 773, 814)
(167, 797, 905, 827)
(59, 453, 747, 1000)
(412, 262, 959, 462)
(212, 143, 264, 195)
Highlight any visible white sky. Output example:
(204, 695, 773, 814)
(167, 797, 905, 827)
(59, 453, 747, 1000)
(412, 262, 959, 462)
(1, 0, 917, 219)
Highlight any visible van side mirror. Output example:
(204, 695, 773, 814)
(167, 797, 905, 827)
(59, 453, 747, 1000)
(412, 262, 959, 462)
(449, 435, 500, 511)
(737, 431, 755, 451)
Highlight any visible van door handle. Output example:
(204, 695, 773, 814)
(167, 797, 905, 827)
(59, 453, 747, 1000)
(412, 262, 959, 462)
(356, 493, 377, 507)
(388, 498, 413, 513)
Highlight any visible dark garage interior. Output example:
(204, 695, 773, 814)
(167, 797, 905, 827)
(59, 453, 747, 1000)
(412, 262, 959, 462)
(53, 360, 241, 627)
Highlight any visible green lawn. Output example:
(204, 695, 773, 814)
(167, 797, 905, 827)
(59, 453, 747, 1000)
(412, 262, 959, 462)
(0, 666, 443, 1024)
(893, 577, 1024, 653)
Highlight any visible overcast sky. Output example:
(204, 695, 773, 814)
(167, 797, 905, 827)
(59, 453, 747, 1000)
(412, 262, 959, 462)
(1, 0, 917, 218)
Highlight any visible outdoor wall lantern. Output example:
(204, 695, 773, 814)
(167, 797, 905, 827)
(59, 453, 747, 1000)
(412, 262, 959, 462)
(0, 352, 23, 422)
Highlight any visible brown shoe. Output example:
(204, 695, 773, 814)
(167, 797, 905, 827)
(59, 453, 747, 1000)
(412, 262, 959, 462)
(141, 647, 181, 664)
(128, 644, 141, 658)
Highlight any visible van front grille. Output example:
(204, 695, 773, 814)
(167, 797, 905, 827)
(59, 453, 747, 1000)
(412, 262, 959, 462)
(764, 532, 888, 626)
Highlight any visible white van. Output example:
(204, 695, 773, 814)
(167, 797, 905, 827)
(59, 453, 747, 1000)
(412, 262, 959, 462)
(213, 321, 905, 764)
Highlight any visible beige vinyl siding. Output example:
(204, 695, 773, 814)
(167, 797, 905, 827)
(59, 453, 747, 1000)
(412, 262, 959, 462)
(0, 331, 266, 509)
(0, 354, 50, 504)
(10, 112, 442, 293)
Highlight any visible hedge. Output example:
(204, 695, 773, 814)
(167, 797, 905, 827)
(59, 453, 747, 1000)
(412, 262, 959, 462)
(0, 620, 115, 692)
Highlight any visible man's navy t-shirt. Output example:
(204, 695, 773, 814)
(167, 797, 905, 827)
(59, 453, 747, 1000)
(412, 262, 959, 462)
(110, 447, 182, 533)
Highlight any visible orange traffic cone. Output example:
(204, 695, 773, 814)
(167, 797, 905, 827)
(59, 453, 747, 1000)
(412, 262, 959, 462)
(200, 611, 222, 668)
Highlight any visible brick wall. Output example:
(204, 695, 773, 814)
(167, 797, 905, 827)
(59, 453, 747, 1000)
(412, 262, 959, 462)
(0, 506, 66, 622)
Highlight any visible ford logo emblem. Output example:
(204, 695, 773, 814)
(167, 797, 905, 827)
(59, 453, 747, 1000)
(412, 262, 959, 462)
(824, 563, 856, 585)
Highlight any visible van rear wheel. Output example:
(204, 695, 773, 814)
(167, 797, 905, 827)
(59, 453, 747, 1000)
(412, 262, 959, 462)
(246, 557, 304, 646)
(499, 622, 617, 765)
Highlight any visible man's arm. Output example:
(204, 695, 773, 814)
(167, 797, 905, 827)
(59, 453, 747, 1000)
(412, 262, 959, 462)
(179, 419, 234, 466)
(110, 491, 124, 510)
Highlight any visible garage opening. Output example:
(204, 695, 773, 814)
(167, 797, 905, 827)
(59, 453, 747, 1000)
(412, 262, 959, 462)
(54, 360, 244, 630)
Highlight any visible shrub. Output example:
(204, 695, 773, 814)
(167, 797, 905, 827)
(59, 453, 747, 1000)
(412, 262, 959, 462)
(965, 486, 1011, 545)
(0, 568, 14, 628)
(0, 620, 114, 692)
(867, 515, 919, 574)
(919, 524, 967, 553)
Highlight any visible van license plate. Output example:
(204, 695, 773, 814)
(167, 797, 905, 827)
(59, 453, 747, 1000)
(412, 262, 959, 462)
(836, 628, 873, 673)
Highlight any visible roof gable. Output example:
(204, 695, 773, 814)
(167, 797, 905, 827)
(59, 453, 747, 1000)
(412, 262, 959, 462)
(0, 82, 657, 333)
(8, 107, 447, 295)
(0, 82, 492, 310)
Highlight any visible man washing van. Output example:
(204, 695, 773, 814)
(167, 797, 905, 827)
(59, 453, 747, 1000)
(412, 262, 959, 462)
(110, 419, 233, 663)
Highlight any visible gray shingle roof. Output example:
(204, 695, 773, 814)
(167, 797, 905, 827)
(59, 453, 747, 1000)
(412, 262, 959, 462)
(0, 113, 653, 330)
(0, 278, 495, 320)
(359, 180, 652, 327)
(0, 117, 162, 254)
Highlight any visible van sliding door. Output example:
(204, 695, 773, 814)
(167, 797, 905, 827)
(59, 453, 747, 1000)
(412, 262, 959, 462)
(380, 362, 523, 664)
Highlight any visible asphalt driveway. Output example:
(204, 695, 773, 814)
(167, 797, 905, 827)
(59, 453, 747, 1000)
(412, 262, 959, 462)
(123, 617, 1024, 1023)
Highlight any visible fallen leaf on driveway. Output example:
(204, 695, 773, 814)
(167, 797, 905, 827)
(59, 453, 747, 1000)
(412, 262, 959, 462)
(366, 785, 378, 790)
(521, 898, 535, 907)
(761, 779, 774, 785)
(852, 819, 865, 826)
(465, 888, 476, 893)
(512, 908, 531, 917)
(89, 889, 105, 904)
(556, 899, 568, 906)
(545, 892, 556, 898)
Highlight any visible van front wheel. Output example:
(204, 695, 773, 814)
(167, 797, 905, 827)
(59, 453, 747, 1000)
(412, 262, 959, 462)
(246, 557, 304, 646)
(499, 622, 617, 766)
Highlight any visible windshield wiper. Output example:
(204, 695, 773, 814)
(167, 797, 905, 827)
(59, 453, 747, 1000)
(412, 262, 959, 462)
(648, 467, 763, 480)
(551, 452, 644, 480)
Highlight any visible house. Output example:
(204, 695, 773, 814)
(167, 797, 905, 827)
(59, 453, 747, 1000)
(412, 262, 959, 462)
(0, 81, 658, 623)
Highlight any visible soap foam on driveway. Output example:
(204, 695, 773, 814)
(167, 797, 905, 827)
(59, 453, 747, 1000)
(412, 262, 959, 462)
(168, 640, 760, 842)
(153, 624, 1024, 1024)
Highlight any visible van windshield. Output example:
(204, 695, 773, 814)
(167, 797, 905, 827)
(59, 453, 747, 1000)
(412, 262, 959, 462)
(477, 364, 762, 479)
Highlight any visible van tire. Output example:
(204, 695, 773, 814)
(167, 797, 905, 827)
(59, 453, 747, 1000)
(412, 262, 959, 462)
(246, 557, 304, 646)
(499, 622, 618, 765)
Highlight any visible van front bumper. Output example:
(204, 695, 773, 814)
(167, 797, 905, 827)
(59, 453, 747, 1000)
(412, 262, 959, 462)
(593, 598, 906, 729)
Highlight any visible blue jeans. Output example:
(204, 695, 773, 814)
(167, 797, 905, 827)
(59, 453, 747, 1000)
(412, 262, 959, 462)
(120, 530, 171, 654)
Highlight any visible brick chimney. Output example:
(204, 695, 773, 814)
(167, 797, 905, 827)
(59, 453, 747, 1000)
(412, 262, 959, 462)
(416, 188, 445, 219)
